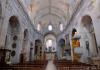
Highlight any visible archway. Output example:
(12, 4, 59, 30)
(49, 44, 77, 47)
(44, 34, 56, 60)
(22, 29, 28, 51)
(6, 16, 20, 63)
(58, 39, 65, 58)
(34, 39, 42, 60)
(20, 29, 29, 63)
(81, 15, 98, 56)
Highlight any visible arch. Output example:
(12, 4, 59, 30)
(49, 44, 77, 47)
(58, 38, 65, 47)
(81, 15, 98, 55)
(9, 16, 19, 28)
(81, 15, 93, 32)
(44, 34, 56, 52)
(20, 29, 29, 62)
(34, 39, 42, 60)
(8, 15, 20, 41)
(58, 38, 66, 58)
(35, 39, 42, 47)
(81, 15, 92, 25)
(22, 29, 29, 50)
(8, 16, 20, 34)
(44, 32, 56, 38)
(44, 34, 57, 60)
(23, 29, 28, 39)
(5, 16, 20, 63)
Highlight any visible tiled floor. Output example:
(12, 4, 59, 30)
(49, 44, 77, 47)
(45, 60, 57, 70)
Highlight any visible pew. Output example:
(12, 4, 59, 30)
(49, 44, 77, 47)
(0, 60, 99, 70)
(54, 60, 98, 70)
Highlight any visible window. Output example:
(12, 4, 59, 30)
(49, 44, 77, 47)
(60, 23, 63, 31)
(48, 25, 52, 31)
(37, 24, 41, 31)
(46, 39, 53, 48)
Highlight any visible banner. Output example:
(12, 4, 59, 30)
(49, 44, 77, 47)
(72, 39, 80, 48)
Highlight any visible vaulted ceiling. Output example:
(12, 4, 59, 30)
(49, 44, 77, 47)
(21, 0, 81, 35)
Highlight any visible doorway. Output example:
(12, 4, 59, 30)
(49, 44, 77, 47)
(81, 15, 98, 56)
(44, 34, 56, 60)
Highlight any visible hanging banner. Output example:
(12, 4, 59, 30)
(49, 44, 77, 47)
(72, 39, 80, 48)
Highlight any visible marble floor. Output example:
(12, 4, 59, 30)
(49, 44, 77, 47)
(45, 60, 57, 70)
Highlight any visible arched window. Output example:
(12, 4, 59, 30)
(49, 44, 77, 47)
(60, 23, 63, 31)
(24, 29, 28, 39)
(37, 24, 41, 31)
(46, 39, 53, 48)
(48, 24, 52, 31)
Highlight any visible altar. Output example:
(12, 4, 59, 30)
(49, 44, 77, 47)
(45, 52, 56, 60)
